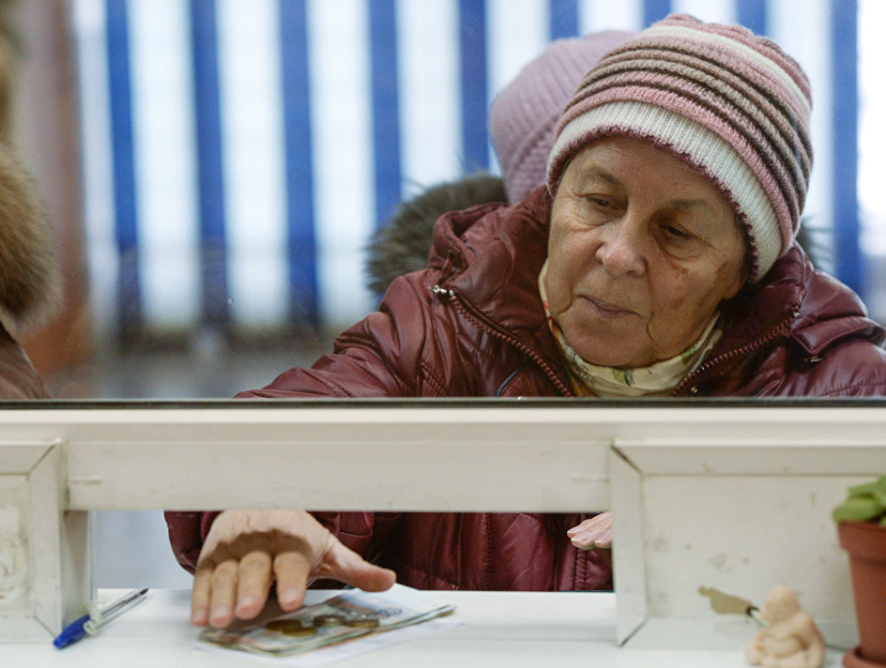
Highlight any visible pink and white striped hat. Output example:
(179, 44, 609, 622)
(546, 13, 813, 282)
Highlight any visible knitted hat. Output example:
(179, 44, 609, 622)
(546, 14, 812, 282)
(489, 30, 634, 204)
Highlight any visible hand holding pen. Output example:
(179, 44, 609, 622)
(53, 588, 149, 649)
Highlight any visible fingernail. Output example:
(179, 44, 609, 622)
(210, 606, 229, 624)
(279, 589, 298, 607)
(192, 608, 207, 625)
(237, 595, 257, 612)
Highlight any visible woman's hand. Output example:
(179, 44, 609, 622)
(567, 511, 613, 549)
(191, 509, 396, 628)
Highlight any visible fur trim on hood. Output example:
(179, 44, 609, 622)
(365, 173, 506, 296)
(0, 144, 60, 333)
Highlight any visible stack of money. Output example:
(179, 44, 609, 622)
(200, 586, 456, 657)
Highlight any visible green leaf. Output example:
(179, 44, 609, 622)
(848, 481, 877, 498)
(833, 496, 883, 522)
(873, 476, 886, 506)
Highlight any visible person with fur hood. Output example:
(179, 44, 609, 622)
(366, 30, 634, 297)
(0, 144, 58, 399)
(167, 17, 886, 631)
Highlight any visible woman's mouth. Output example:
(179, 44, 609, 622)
(582, 296, 635, 318)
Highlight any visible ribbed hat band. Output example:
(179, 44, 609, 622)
(547, 13, 812, 281)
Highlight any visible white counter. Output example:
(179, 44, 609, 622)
(2, 589, 846, 668)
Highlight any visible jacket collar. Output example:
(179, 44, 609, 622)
(431, 187, 884, 372)
(717, 244, 885, 356)
(431, 187, 569, 385)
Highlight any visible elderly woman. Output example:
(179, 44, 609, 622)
(167, 15, 886, 629)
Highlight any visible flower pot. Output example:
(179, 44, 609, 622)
(838, 520, 886, 668)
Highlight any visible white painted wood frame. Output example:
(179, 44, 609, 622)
(0, 439, 90, 641)
(0, 401, 884, 649)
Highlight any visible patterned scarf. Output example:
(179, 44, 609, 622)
(538, 261, 722, 397)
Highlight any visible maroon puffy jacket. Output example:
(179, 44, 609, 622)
(166, 187, 886, 591)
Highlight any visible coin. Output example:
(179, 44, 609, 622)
(265, 619, 317, 637)
(312, 614, 346, 627)
(345, 616, 380, 628)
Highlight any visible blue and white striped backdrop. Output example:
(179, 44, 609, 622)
(72, 0, 861, 341)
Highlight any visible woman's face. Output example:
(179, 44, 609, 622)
(545, 136, 748, 369)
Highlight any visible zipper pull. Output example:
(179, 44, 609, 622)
(430, 285, 455, 300)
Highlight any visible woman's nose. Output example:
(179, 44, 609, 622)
(595, 215, 647, 276)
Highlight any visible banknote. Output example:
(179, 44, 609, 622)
(200, 585, 456, 657)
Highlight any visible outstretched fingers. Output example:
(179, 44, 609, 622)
(191, 563, 213, 626)
(235, 551, 274, 620)
(274, 550, 313, 611)
(189, 510, 395, 629)
(207, 559, 240, 628)
(318, 540, 397, 593)
(567, 511, 614, 550)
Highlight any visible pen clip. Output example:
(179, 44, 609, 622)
(83, 601, 103, 635)
(84, 588, 149, 635)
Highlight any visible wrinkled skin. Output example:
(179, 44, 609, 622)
(545, 136, 748, 369)
(191, 510, 396, 628)
(550, 136, 749, 553)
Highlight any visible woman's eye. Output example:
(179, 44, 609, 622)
(662, 223, 691, 241)
(586, 196, 612, 208)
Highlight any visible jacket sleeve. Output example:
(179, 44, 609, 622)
(237, 270, 452, 399)
(163, 510, 400, 575)
(164, 510, 220, 574)
(165, 274, 447, 572)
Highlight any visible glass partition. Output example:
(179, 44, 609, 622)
(8, 0, 872, 399)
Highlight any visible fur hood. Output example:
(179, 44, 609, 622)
(0, 144, 60, 333)
(365, 173, 506, 296)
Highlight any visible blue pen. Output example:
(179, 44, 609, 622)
(53, 588, 149, 649)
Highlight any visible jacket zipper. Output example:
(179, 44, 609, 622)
(435, 285, 602, 586)
(671, 306, 801, 396)
(431, 285, 574, 396)
(433, 287, 799, 398)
